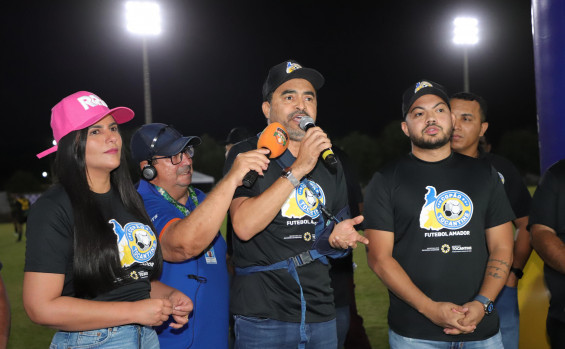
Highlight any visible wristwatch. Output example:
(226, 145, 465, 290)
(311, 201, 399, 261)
(510, 267, 524, 279)
(281, 167, 300, 188)
(473, 294, 494, 315)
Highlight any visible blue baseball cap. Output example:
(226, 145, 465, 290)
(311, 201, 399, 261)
(130, 123, 201, 163)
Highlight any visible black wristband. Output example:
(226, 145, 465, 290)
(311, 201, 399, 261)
(510, 267, 523, 279)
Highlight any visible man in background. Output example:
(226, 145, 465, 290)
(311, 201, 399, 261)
(9, 194, 29, 242)
(529, 159, 565, 347)
(0, 261, 10, 349)
(332, 146, 372, 349)
(450, 92, 532, 349)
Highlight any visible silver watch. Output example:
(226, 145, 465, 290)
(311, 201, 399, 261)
(281, 167, 300, 188)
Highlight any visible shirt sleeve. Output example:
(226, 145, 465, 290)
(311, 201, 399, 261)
(331, 160, 351, 219)
(496, 156, 532, 218)
(25, 193, 74, 274)
(485, 165, 516, 229)
(363, 171, 394, 232)
(528, 166, 560, 230)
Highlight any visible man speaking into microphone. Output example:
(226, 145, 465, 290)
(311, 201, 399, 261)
(224, 59, 368, 349)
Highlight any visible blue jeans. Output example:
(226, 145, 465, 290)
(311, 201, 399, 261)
(335, 306, 350, 349)
(49, 325, 159, 349)
(234, 315, 337, 349)
(389, 329, 504, 349)
(494, 286, 519, 349)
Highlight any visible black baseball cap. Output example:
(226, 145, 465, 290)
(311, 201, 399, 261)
(262, 60, 325, 101)
(223, 127, 252, 145)
(130, 123, 201, 163)
(402, 80, 450, 118)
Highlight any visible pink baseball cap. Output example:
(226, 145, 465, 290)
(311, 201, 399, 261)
(37, 91, 135, 159)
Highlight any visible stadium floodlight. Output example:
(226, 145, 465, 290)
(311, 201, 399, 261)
(453, 17, 479, 92)
(453, 17, 479, 45)
(126, 1, 162, 36)
(125, 1, 162, 124)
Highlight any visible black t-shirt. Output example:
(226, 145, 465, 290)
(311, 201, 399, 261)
(25, 184, 159, 302)
(479, 151, 532, 219)
(364, 152, 515, 341)
(224, 137, 349, 323)
(529, 160, 565, 322)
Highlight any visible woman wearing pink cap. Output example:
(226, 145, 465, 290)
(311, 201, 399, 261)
(23, 91, 192, 348)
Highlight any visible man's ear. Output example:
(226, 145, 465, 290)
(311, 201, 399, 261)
(401, 121, 410, 137)
(139, 160, 149, 171)
(262, 101, 271, 121)
(480, 122, 489, 137)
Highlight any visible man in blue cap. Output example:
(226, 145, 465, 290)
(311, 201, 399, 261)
(130, 123, 269, 349)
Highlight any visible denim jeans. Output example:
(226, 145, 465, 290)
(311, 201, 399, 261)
(494, 285, 519, 349)
(389, 329, 504, 349)
(49, 324, 159, 349)
(233, 315, 337, 349)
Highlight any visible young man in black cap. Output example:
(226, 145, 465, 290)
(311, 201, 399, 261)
(223, 127, 252, 159)
(224, 59, 368, 349)
(450, 92, 532, 349)
(364, 80, 514, 348)
(130, 123, 270, 349)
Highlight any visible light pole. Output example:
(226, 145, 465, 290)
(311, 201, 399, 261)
(126, 1, 161, 124)
(453, 17, 478, 93)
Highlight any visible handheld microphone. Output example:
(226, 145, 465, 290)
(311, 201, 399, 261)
(299, 116, 338, 170)
(242, 122, 289, 188)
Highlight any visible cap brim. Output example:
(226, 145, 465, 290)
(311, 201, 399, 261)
(156, 136, 202, 157)
(405, 89, 450, 117)
(288, 68, 325, 91)
(263, 67, 325, 101)
(106, 107, 135, 124)
(37, 146, 57, 159)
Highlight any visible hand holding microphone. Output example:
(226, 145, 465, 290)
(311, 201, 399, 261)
(242, 122, 289, 188)
(299, 116, 338, 170)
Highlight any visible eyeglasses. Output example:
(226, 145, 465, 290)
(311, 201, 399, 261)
(152, 146, 194, 165)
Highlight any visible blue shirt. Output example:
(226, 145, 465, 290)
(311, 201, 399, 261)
(138, 180, 229, 349)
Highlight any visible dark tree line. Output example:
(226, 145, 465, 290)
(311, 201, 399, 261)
(3, 123, 539, 194)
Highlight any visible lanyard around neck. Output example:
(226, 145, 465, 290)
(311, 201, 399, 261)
(153, 184, 199, 216)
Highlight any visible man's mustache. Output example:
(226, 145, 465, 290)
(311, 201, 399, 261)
(177, 164, 192, 175)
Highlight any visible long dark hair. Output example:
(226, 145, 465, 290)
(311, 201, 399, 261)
(55, 126, 162, 298)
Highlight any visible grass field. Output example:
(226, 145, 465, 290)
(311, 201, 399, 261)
(0, 222, 390, 348)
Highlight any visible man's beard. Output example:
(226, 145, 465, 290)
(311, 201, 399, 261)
(410, 127, 452, 150)
(287, 127, 305, 141)
(283, 111, 310, 142)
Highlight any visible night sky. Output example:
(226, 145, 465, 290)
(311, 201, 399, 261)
(1, 0, 536, 186)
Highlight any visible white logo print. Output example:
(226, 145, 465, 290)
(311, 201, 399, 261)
(77, 94, 108, 111)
